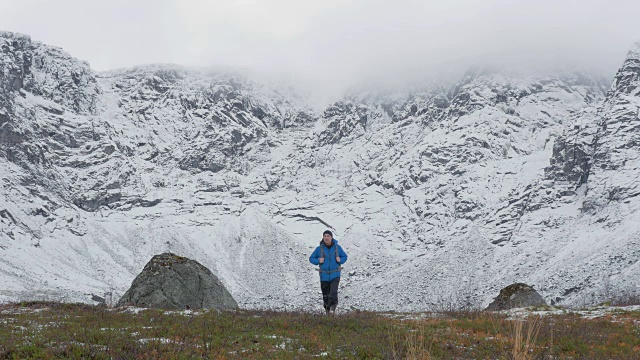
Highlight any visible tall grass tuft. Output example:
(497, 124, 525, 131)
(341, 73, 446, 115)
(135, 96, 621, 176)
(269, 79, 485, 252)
(506, 316, 542, 360)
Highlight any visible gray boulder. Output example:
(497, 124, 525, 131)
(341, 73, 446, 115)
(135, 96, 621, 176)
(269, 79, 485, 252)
(485, 283, 547, 311)
(117, 253, 238, 310)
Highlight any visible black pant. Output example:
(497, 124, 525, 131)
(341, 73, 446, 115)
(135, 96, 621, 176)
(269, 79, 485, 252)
(320, 277, 340, 310)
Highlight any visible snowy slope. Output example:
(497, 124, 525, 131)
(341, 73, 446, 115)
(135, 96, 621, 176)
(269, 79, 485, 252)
(1, 30, 639, 311)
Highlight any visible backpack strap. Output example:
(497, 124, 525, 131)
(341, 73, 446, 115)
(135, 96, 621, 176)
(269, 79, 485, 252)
(315, 241, 343, 273)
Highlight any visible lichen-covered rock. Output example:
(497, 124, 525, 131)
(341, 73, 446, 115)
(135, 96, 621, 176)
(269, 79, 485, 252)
(485, 283, 547, 311)
(117, 253, 238, 310)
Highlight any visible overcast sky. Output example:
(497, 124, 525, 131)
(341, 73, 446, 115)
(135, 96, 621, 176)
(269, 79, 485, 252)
(2, 0, 639, 94)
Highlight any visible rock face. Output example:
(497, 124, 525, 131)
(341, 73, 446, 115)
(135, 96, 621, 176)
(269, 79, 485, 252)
(582, 43, 640, 211)
(117, 253, 238, 310)
(485, 283, 547, 311)
(2, 29, 640, 312)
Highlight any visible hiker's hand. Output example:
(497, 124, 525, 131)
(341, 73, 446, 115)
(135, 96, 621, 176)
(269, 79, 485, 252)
(336, 257, 341, 263)
(319, 258, 324, 264)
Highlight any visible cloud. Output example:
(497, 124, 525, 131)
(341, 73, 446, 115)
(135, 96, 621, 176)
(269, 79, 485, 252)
(1, 0, 639, 97)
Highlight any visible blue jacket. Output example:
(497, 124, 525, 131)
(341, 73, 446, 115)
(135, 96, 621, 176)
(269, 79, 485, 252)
(309, 239, 348, 281)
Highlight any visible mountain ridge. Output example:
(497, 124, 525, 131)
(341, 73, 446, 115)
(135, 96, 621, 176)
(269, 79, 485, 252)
(1, 30, 639, 311)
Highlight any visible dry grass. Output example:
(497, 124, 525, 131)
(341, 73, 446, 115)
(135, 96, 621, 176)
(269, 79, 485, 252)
(505, 316, 542, 360)
(389, 322, 433, 360)
(1, 302, 639, 359)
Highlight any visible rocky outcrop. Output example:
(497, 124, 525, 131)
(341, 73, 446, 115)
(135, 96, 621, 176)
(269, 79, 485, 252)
(583, 43, 640, 211)
(545, 125, 596, 186)
(0, 30, 100, 178)
(0, 32, 32, 147)
(101, 65, 315, 175)
(318, 99, 369, 144)
(541, 43, 640, 213)
(117, 253, 238, 310)
(485, 283, 547, 311)
(0, 31, 99, 117)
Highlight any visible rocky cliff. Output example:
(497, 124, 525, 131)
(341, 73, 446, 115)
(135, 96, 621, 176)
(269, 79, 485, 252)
(1, 30, 638, 311)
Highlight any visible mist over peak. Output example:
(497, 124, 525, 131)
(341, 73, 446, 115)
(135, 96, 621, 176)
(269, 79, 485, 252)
(1, 0, 638, 105)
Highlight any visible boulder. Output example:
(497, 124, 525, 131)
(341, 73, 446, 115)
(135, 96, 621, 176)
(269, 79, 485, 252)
(117, 253, 238, 310)
(485, 283, 547, 311)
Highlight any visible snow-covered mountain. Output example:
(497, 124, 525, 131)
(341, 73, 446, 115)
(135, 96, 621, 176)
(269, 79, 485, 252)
(1, 30, 638, 311)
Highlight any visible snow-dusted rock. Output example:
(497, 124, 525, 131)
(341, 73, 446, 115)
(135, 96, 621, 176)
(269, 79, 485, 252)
(486, 283, 547, 311)
(117, 252, 238, 310)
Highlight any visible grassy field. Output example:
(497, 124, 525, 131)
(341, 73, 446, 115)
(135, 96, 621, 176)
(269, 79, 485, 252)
(1, 302, 639, 359)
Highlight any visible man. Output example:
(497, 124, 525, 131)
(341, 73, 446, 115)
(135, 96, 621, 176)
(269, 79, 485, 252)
(309, 230, 348, 315)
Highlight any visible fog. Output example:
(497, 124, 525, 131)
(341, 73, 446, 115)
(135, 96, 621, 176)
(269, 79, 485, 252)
(2, 0, 639, 100)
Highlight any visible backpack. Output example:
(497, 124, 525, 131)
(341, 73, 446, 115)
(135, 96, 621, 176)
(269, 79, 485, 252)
(316, 240, 342, 274)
